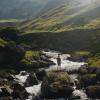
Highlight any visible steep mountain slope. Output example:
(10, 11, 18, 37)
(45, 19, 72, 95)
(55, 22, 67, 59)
(18, 0, 100, 53)
(21, 0, 100, 32)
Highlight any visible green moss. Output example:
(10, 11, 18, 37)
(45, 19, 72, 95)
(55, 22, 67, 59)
(87, 54, 100, 67)
(47, 71, 71, 85)
(21, 50, 40, 66)
(25, 51, 40, 60)
(0, 38, 8, 48)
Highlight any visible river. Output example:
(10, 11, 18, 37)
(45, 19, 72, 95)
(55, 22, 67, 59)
(15, 50, 90, 100)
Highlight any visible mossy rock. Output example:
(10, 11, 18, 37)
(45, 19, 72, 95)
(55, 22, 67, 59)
(41, 71, 73, 99)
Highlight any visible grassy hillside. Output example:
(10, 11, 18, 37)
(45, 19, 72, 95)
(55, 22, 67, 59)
(18, 0, 100, 56)
(19, 28, 100, 54)
(20, 0, 100, 32)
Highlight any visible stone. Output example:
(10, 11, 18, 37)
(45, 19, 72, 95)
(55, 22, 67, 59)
(41, 71, 73, 99)
(25, 73, 38, 86)
(36, 69, 46, 81)
(12, 83, 29, 99)
(78, 75, 97, 87)
(86, 86, 100, 98)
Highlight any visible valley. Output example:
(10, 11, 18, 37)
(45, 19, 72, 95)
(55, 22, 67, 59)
(0, 0, 100, 100)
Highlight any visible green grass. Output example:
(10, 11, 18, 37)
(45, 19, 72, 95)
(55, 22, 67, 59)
(74, 51, 91, 57)
(0, 19, 18, 23)
(87, 54, 100, 67)
(20, 3, 100, 33)
(0, 38, 8, 48)
(25, 51, 40, 60)
(21, 51, 40, 66)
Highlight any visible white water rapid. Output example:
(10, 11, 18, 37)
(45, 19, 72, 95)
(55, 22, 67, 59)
(15, 50, 88, 100)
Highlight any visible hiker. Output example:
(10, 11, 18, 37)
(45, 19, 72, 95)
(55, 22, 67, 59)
(57, 54, 61, 67)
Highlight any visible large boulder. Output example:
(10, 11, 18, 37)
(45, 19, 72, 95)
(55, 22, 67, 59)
(40, 55, 56, 65)
(41, 71, 73, 99)
(11, 83, 29, 99)
(86, 86, 100, 98)
(78, 66, 88, 75)
(88, 67, 97, 74)
(78, 75, 97, 87)
(67, 55, 84, 62)
(0, 86, 12, 97)
(35, 69, 46, 81)
(24, 73, 38, 87)
(38, 60, 50, 68)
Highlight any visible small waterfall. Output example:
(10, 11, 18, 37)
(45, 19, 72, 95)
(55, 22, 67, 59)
(43, 51, 86, 71)
(43, 51, 88, 100)
(14, 50, 88, 100)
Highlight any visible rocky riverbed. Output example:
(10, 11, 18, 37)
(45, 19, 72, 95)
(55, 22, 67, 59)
(0, 50, 100, 100)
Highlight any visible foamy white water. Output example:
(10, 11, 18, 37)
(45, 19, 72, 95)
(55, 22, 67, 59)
(15, 51, 88, 100)
(43, 51, 88, 100)
(15, 71, 29, 84)
(72, 89, 88, 100)
(43, 51, 86, 71)
(25, 83, 41, 95)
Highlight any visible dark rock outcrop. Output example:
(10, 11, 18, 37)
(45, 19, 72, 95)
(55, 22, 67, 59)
(78, 75, 97, 87)
(67, 55, 84, 62)
(78, 66, 88, 74)
(86, 86, 100, 98)
(25, 73, 38, 87)
(36, 69, 46, 81)
(11, 83, 29, 99)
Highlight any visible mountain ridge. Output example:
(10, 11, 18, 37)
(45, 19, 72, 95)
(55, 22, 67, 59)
(20, 0, 100, 32)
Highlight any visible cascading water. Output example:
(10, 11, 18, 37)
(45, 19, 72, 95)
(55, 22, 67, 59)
(15, 50, 88, 100)
(43, 51, 88, 100)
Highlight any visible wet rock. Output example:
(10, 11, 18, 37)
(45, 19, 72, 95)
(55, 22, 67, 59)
(40, 55, 49, 61)
(25, 73, 38, 87)
(39, 60, 50, 68)
(20, 71, 27, 76)
(78, 75, 97, 87)
(40, 55, 56, 65)
(78, 66, 98, 75)
(74, 79, 81, 89)
(88, 67, 97, 74)
(21, 60, 39, 69)
(31, 60, 39, 68)
(41, 71, 73, 99)
(0, 78, 9, 86)
(0, 97, 12, 100)
(67, 55, 84, 62)
(96, 68, 100, 81)
(12, 83, 29, 99)
(0, 86, 12, 97)
(86, 86, 100, 98)
(68, 96, 80, 100)
(78, 66, 88, 74)
(36, 69, 46, 81)
(7, 75, 15, 81)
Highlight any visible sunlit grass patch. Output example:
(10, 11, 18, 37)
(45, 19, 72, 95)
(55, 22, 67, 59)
(0, 19, 18, 23)
(0, 38, 7, 47)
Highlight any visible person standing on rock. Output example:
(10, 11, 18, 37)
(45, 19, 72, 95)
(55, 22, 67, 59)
(57, 54, 61, 70)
